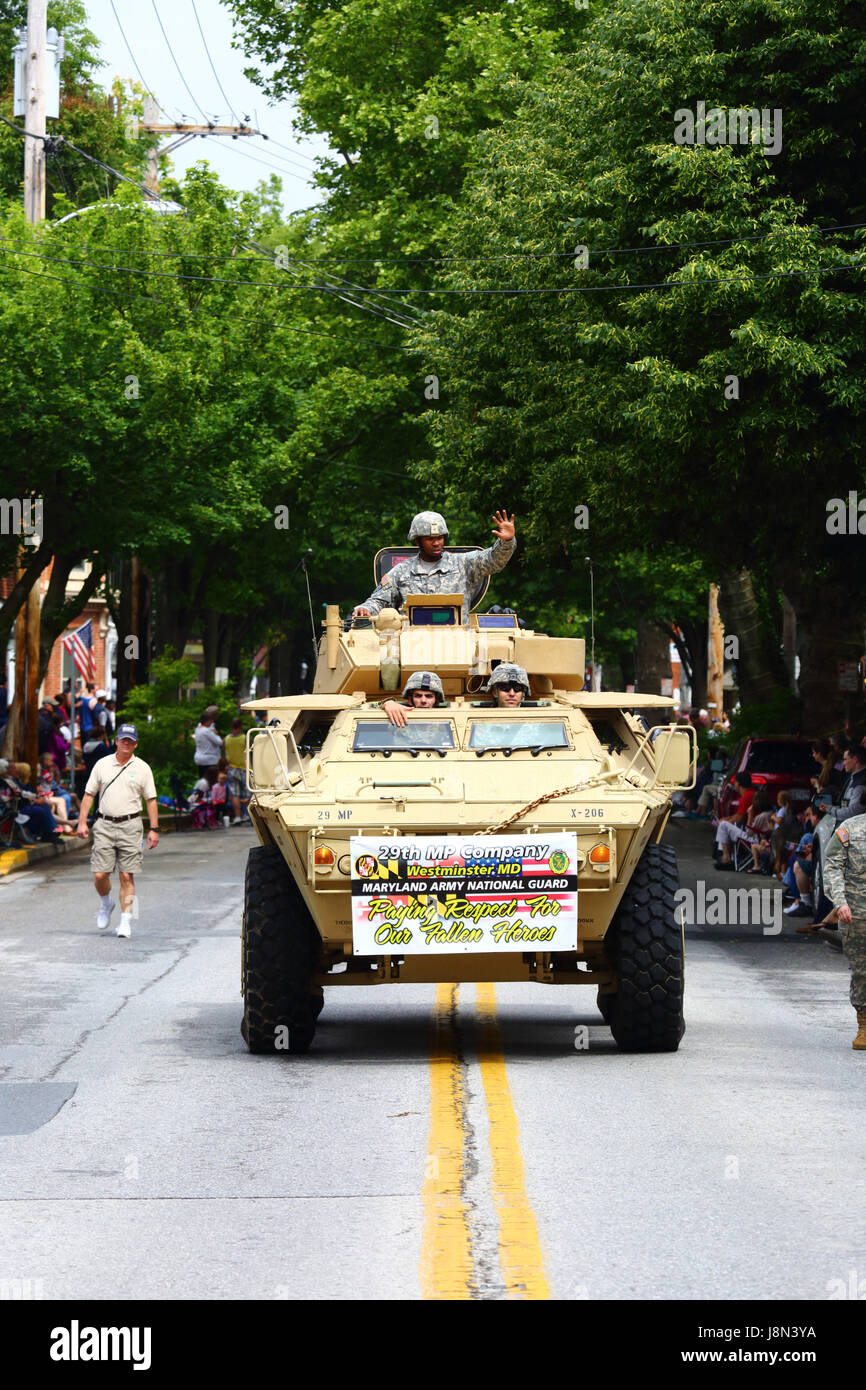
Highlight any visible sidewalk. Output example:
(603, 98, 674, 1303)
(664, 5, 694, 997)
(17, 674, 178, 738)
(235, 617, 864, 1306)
(0, 811, 192, 878)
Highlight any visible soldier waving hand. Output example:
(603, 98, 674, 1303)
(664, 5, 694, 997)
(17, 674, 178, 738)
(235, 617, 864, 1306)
(353, 508, 517, 626)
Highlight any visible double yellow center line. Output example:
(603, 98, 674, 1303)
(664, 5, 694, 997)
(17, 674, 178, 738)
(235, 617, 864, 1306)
(420, 981, 549, 1300)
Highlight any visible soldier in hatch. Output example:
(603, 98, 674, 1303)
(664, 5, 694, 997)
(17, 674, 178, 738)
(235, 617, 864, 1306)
(484, 663, 530, 708)
(379, 671, 446, 728)
(352, 509, 516, 627)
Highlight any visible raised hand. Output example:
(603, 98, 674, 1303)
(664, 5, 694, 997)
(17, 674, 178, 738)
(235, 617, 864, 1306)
(492, 509, 516, 542)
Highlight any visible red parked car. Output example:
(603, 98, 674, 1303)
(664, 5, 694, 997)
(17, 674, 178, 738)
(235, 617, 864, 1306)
(715, 738, 816, 819)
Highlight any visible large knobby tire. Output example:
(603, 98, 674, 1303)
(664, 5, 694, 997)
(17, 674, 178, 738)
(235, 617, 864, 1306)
(601, 842, 685, 1052)
(241, 844, 321, 1055)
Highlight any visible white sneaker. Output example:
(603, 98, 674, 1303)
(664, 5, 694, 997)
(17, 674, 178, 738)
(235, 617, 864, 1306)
(96, 897, 115, 929)
(231, 817, 242, 825)
(116, 917, 132, 939)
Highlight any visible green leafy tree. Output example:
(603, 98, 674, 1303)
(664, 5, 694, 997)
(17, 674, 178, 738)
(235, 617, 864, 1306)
(411, 0, 866, 728)
(218, 0, 595, 621)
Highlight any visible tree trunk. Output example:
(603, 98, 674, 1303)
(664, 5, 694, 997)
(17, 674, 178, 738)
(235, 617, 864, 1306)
(37, 553, 75, 681)
(203, 606, 218, 687)
(718, 569, 787, 705)
(781, 594, 797, 692)
(676, 617, 708, 709)
(267, 630, 303, 697)
(793, 582, 865, 736)
(0, 536, 51, 658)
(635, 622, 670, 708)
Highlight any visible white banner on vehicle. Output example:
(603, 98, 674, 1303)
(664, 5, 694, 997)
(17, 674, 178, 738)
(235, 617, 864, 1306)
(350, 834, 578, 954)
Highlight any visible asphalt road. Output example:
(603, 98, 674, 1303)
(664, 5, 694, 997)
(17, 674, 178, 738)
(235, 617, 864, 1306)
(0, 818, 863, 1302)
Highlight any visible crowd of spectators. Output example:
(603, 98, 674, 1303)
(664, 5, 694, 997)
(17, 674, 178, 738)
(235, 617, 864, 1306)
(2, 677, 257, 845)
(692, 730, 866, 929)
(0, 757, 76, 843)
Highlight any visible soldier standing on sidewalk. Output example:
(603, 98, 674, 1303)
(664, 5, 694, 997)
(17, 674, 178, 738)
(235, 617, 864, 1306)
(821, 811, 866, 1050)
(75, 724, 159, 939)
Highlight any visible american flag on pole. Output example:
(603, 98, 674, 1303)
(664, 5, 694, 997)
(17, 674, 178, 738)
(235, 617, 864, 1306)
(62, 619, 95, 681)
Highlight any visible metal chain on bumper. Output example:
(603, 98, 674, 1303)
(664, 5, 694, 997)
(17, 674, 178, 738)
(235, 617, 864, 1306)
(484, 768, 641, 835)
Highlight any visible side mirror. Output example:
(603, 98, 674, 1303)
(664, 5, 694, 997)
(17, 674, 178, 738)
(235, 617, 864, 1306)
(651, 725, 697, 789)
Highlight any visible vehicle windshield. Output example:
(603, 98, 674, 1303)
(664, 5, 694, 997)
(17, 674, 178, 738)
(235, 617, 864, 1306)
(468, 720, 570, 752)
(744, 742, 815, 775)
(353, 721, 456, 752)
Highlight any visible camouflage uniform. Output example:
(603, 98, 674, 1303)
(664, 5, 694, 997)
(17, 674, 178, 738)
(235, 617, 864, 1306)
(822, 812, 866, 1008)
(360, 538, 516, 626)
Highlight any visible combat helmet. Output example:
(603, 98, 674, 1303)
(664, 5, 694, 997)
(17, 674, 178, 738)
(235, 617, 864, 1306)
(484, 663, 530, 696)
(408, 511, 449, 543)
(402, 670, 445, 704)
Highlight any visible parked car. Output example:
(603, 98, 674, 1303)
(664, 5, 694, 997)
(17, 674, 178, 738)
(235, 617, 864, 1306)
(715, 738, 816, 819)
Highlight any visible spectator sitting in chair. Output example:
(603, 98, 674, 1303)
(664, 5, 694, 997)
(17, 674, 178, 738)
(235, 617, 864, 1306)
(715, 772, 756, 869)
(769, 790, 799, 878)
(7, 762, 68, 839)
(39, 753, 79, 824)
(747, 799, 779, 874)
(783, 829, 815, 918)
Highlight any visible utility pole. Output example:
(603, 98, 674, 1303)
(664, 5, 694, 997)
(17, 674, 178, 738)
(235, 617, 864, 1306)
(14, 0, 48, 772)
(23, 0, 47, 223)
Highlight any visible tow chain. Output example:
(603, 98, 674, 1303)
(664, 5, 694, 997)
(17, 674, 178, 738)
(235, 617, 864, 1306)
(484, 768, 640, 835)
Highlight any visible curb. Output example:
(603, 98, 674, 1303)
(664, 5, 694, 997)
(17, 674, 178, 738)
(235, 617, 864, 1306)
(0, 812, 193, 878)
(0, 835, 90, 877)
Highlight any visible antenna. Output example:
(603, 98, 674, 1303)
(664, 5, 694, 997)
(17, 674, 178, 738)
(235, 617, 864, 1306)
(299, 549, 316, 658)
(584, 556, 595, 690)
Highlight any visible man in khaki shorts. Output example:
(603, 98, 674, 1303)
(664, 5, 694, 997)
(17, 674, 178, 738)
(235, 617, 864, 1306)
(76, 723, 159, 938)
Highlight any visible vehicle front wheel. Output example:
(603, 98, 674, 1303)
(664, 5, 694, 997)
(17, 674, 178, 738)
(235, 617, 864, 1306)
(241, 844, 321, 1055)
(602, 842, 685, 1052)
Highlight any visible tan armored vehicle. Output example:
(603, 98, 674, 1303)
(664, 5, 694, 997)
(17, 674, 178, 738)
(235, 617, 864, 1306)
(241, 554, 695, 1055)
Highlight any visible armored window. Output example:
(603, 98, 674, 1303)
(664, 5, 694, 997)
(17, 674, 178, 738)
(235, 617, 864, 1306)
(467, 720, 570, 752)
(352, 721, 456, 752)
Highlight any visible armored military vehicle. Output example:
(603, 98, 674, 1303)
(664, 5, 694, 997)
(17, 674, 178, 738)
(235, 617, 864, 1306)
(240, 552, 695, 1055)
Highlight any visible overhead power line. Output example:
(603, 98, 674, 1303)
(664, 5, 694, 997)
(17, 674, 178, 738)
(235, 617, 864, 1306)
(109, 0, 160, 109)
(207, 137, 314, 184)
(2, 234, 863, 303)
(0, 253, 419, 353)
(256, 132, 319, 167)
(190, 0, 240, 125)
(151, 0, 214, 125)
(247, 136, 321, 177)
(246, 240, 418, 330)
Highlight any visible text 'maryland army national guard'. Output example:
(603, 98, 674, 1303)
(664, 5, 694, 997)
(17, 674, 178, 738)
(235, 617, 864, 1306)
(352, 509, 516, 626)
(821, 812, 866, 1050)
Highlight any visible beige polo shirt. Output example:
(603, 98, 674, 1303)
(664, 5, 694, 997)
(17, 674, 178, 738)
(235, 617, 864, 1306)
(85, 754, 157, 818)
